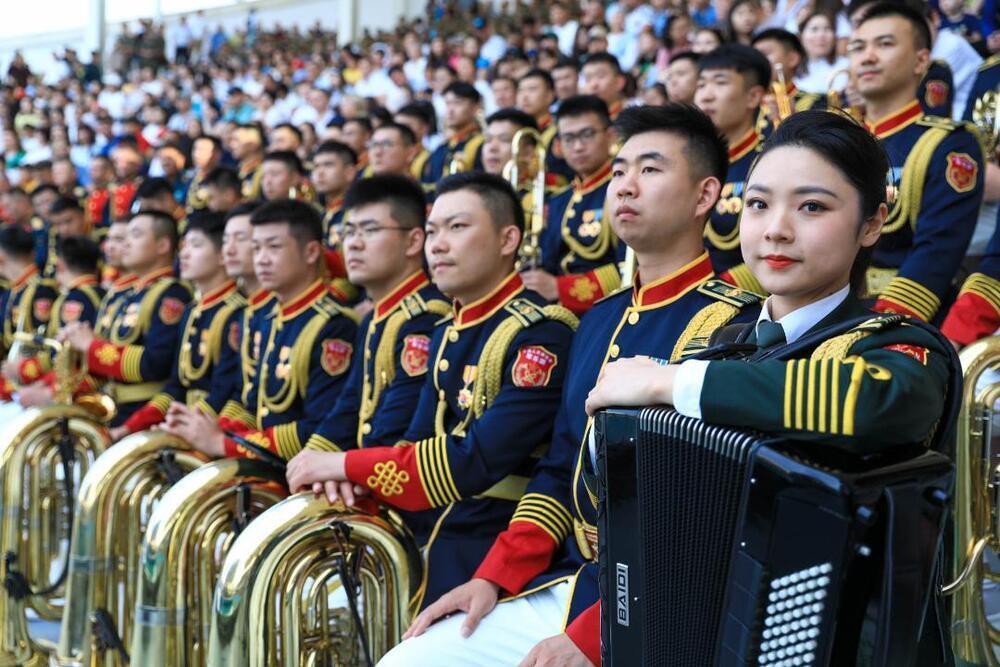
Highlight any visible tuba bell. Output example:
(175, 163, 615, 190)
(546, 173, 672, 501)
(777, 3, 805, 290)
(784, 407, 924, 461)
(0, 336, 113, 666)
(826, 67, 863, 122)
(940, 335, 1000, 665)
(207, 492, 422, 666)
(504, 127, 548, 270)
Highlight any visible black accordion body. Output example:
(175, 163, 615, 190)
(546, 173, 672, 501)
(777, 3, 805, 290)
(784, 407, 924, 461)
(595, 408, 953, 667)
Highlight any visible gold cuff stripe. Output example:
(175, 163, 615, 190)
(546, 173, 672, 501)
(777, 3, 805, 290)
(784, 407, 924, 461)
(194, 398, 218, 419)
(881, 277, 940, 321)
(962, 273, 1000, 312)
(274, 422, 301, 460)
(220, 400, 253, 425)
(121, 345, 145, 383)
(305, 434, 342, 453)
(415, 436, 461, 506)
(783, 358, 857, 435)
(592, 263, 622, 296)
(511, 493, 573, 542)
(150, 393, 173, 414)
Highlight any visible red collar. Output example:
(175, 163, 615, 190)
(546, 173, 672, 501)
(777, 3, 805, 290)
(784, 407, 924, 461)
(728, 128, 761, 162)
(575, 160, 613, 194)
(375, 271, 429, 321)
(136, 265, 174, 289)
(538, 113, 553, 130)
(633, 252, 714, 308)
(200, 279, 238, 308)
(454, 272, 524, 328)
(248, 288, 273, 310)
(449, 124, 479, 147)
(67, 274, 98, 290)
(608, 100, 624, 120)
(112, 273, 137, 290)
(786, 82, 798, 96)
(12, 264, 37, 290)
(280, 279, 327, 320)
(239, 156, 262, 177)
(326, 195, 344, 213)
(866, 100, 922, 139)
(356, 152, 369, 170)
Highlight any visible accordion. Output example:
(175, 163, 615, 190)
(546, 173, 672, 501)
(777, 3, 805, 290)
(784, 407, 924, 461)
(594, 408, 953, 667)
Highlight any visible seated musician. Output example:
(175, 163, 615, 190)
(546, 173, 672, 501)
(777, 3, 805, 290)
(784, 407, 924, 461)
(284, 172, 578, 613)
(162, 199, 358, 462)
(59, 210, 193, 426)
(9, 235, 105, 407)
(374, 104, 763, 667)
(941, 215, 1000, 347)
(587, 110, 952, 456)
(109, 211, 246, 440)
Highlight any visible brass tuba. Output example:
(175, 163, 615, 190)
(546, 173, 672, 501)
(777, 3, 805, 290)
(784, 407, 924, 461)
(972, 89, 1000, 158)
(940, 336, 1000, 665)
(55, 431, 209, 667)
(826, 67, 863, 122)
(504, 127, 547, 270)
(768, 63, 794, 127)
(207, 493, 423, 666)
(128, 456, 287, 666)
(0, 335, 112, 666)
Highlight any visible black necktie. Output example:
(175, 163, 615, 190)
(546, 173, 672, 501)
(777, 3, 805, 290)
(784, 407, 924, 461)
(755, 320, 787, 349)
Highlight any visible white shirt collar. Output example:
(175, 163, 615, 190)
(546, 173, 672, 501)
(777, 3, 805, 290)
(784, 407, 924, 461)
(756, 284, 851, 344)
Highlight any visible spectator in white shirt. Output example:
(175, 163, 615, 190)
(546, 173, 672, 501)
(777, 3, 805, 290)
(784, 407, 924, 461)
(548, 2, 581, 55)
(795, 12, 849, 94)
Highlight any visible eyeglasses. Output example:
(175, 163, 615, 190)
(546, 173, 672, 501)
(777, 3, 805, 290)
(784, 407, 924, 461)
(366, 140, 399, 151)
(342, 223, 410, 240)
(558, 127, 602, 148)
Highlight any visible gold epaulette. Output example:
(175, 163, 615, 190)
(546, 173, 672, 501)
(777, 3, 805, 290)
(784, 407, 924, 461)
(311, 295, 359, 324)
(400, 293, 451, 320)
(917, 115, 961, 131)
(461, 134, 486, 171)
(810, 314, 906, 361)
(696, 279, 764, 308)
(980, 53, 1000, 71)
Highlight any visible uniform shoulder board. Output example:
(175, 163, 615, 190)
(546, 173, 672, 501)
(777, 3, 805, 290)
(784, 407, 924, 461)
(310, 297, 343, 320)
(979, 53, 1000, 71)
(225, 290, 248, 308)
(503, 298, 546, 326)
(696, 279, 764, 308)
(400, 293, 428, 319)
(917, 115, 961, 131)
(847, 314, 906, 334)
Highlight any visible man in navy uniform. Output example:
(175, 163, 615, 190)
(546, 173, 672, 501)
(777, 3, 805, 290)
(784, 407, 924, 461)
(285, 172, 578, 612)
(60, 210, 193, 426)
(695, 43, 771, 293)
(516, 68, 575, 188)
(851, 3, 984, 321)
(521, 95, 621, 315)
(0, 225, 58, 378)
(162, 199, 358, 462)
(426, 82, 485, 184)
(110, 211, 246, 440)
(385, 104, 762, 667)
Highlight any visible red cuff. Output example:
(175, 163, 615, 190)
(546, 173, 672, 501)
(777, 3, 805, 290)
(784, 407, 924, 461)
(941, 292, 1000, 346)
(557, 271, 606, 315)
(86, 339, 127, 380)
(474, 521, 560, 595)
(873, 297, 924, 321)
(565, 601, 600, 666)
(122, 403, 167, 434)
(344, 445, 432, 511)
(222, 426, 279, 459)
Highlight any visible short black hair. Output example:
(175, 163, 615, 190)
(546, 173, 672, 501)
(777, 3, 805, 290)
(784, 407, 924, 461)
(556, 94, 611, 126)
(374, 121, 417, 146)
(56, 235, 101, 275)
(518, 68, 555, 92)
(485, 108, 539, 130)
(262, 150, 305, 175)
(248, 198, 323, 246)
(0, 224, 36, 258)
(582, 52, 624, 76)
(129, 209, 179, 253)
(553, 56, 579, 72)
(435, 171, 525, 234)
(669, 51, 702, 67)
(344, 175, 427, 230)
(856, 2, 932, 51)
(225, 200, 262, 222)
(272, 122, 304, 144)
(444, 81, 483, 103)
(204, 166, 241, 192)
(49, 195, 83, 216)
(396, 102, 435, 129)
(751, 28, 807, 62)
(699, 43, 772, 89)
(193, 134, 223, 152)
(30, 183, 60, 200)
(184, 209, 228, 251)
(752, 110, 890, 295)
(136, 177, 175, 201)
(615, 104, 729, 186)
(313, 140, 358, 166)
(236, 122, 266, 147)
(343, 116, 373, 135)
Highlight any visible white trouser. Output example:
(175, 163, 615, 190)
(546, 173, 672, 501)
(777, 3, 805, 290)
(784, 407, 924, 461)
(377, 581, 572, 667)
(0, 400, 27, 422)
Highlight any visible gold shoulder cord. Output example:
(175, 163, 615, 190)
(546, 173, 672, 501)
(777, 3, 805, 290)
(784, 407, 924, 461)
(882, 127, 950, 235)
(559, 198, 614, 265)
(670, 301, 742, 361)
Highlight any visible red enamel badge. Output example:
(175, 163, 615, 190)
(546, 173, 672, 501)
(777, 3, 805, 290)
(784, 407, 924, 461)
(946, 152, 978, 193)
(511, 345, 558, 388)
(158, 297, 186, 325)
(884, 344, 928, 365)
(400, 334, 431, 377)
(924, 80, 948, 110)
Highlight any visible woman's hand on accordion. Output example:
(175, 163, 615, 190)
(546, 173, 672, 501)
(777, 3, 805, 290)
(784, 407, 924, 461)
(585, 356, 678, 416)
(403, 577, 500, 640)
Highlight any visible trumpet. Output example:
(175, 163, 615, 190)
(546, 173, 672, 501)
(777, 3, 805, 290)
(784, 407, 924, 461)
(769, 63, 794, 127)
(504, 128, 548, 270)
(972, 90, 1000, 158)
